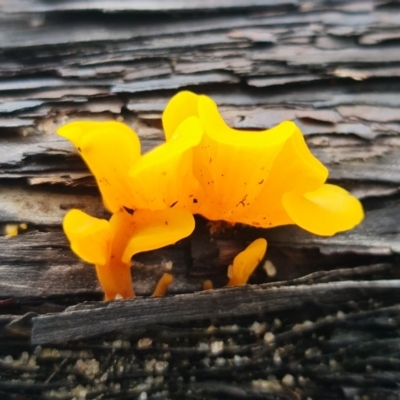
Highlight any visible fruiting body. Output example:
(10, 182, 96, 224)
(58, 91, 364, 298)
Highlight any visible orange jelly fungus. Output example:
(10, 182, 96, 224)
(227, 238, 267, 287)
(152, 273, 174, 297)
(58, 119, 202, 213)
(58, 121, 141, 214)
(129, 116, 203, 211)
(58, 119, 199, 299)
(163, 91, 364, 236)
(63, 208, 194, 301)
(58, 90, 365, 296)
(202, 280, 214, 291)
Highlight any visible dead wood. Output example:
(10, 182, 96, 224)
(1, 0, 400, 398)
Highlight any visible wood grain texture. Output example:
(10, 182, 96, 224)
(0, 0, 399, 301)
(32, 279, 400, 344)
(1, 1, 400, 397)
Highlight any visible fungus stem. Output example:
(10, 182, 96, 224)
(152, 273, 173, 297)
(226, 238, 267, 287)
(202, 280, 214, 290)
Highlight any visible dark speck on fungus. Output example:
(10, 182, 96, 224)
(123, 206, 134, 215)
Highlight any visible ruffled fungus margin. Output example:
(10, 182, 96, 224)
(57, 91, 364, 299)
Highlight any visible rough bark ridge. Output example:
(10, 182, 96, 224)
(0, 1, 400, 399)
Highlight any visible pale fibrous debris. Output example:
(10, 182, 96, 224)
(329, 359, 339, 371)
(139, 392, 148, 400)
(210, 341, 224, 355)
(305, 347, 321, 360)
(144, 358, 157, 373)
(336, 310, 346, 319)
(197, 342, 210, 352)
(333, 67, 368, 81)
(215, 357, 226, 367)
(233, 354, 245, 366)
(219, 324, 239, 333)
(273, 350, 282, 366)
(282, 373, 296, 388)
(263, 259, 277, 277)
(137, 338, 152, 349)
(293, 320, 314, 331)
(111, 339, 130, 349)
(163, 260, 173, 270)
(263, 332, 276, 344)
(251, 378, 283, 393)
(249, 321, 267, 335)
(273, 318, 282, 329)
(154, 361, 169, 374)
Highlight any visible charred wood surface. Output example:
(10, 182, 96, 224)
(1, 0, 400, 399)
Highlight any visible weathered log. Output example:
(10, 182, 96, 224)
(32, 280, 400, 344)
(1, 0, 400, 398)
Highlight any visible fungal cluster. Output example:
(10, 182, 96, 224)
(58, 91, 364, 300)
